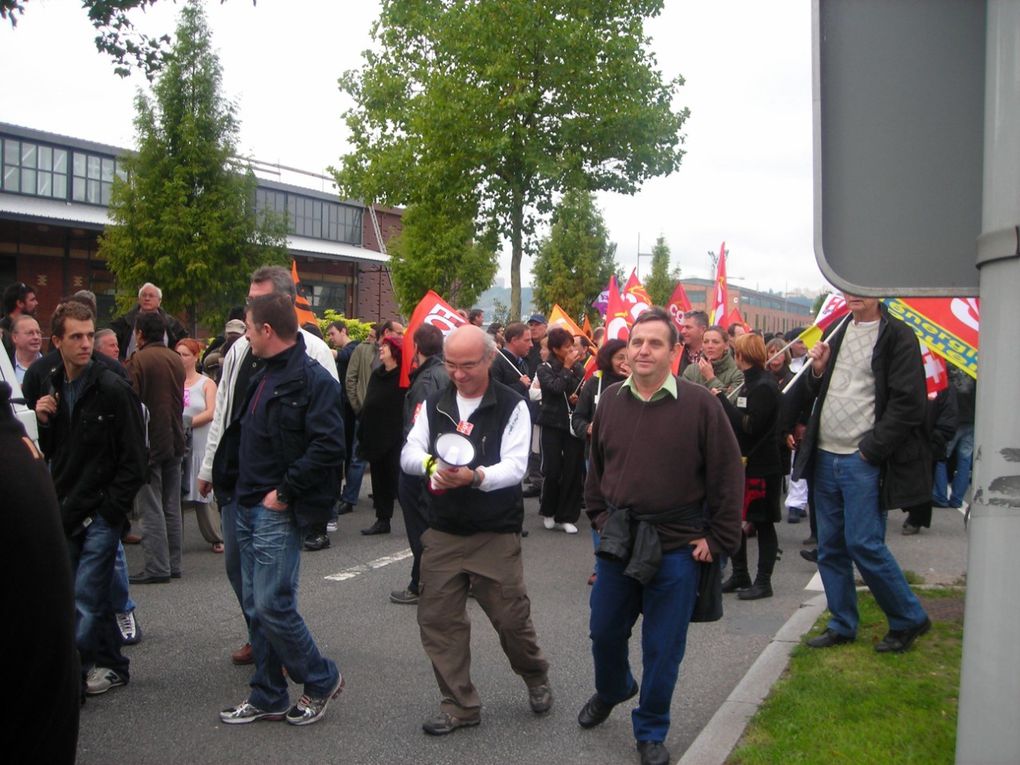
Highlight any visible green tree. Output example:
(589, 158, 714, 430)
(334, 0, 688, 320)
(386, 196, 498, 315)
(644, 235, 678, 306)
(532, 189, 616, 321)
(99, 0, 287, 332)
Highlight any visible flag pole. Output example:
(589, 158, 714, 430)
(780, 313, 851, 394)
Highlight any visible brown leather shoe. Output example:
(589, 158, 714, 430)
(231, 642, 254, 665)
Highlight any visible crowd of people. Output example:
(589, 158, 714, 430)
(1, 273, 974, 765)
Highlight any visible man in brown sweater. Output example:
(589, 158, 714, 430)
(578, 307, 743, 765)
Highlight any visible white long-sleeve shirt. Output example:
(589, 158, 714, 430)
(400, 389, 531, 492)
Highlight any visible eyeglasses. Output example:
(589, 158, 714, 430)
(444, 357, 486, 373)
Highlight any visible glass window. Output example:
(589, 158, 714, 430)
(0, 137, 69, 198)
(71, 150, 120, 205)
(4, 139, 19, 165)
(54, 149, 67, 174)
(20, 168, 36, 194)
(3, 163, 19, 192)
(39, 146, 52, 171)
(20, 142, 35, 168)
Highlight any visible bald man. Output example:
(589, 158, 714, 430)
(401, 325, 551, 736)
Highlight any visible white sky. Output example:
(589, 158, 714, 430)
(0, 0, 826, 295)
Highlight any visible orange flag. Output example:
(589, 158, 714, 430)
(290, 260, 318, 327)
(581, 314, 593, 340)
(605, 275, 632, 341)
(548, 304, 586, 338)
(400, 290, 466, 387)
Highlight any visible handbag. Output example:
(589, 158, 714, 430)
(690, 556, 723, 623)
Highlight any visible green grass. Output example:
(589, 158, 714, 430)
(728, 589, 963, 765)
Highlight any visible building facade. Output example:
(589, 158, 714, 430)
(0, 122, 401, 330)
(678, 277, 816, 335)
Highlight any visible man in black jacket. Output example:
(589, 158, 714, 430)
(218, 293, 346, 727)
(793, 296, 931, 653)
(34, 301, 147, 697)
(490, 320, 531, 398)
(109, 282, 188, 360)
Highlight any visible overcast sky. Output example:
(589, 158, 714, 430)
(0, 0, 826, 295)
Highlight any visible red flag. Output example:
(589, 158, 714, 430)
(722, 306, 749, 332)
(622, 269, 652, 323)
(666, 282, 693, 332)
(290, 260, 318, 327)
(399, 291, 466, 387)
(920, 342, 949, 396)
(709, 242, 727, 324)
(885, 297, 979, 379)
(604, 275, 631, 342)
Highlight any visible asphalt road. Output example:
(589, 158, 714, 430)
(77, 493, 968, 765)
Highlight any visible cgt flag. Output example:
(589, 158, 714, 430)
(709, 241, 727, 324)
(666, 282, 693, 333)
(622, 269, 652, 323)
(604, 275, 632, 341)
(399, 290, 466, 387)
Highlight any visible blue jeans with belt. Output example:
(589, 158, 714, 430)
(589, 546, 699, 743)
(236, 502, 339, 711)
(813, 450, 928, 637)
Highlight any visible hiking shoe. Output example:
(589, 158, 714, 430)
(85, 667, 127, 695)
(285, 674, 344, 726)
(116, 611, 141, 645)
(875, 618, 931, 653)
(219, 699, 287, 724)
(422, 711, 481, 735)
(528, 683, 553, 714)
(390, 588, 420, 605)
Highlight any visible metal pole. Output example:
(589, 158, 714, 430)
(956, 2, 1020, 761)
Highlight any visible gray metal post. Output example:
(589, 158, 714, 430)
(956, 2, 1020, 762)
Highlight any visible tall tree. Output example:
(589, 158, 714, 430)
(387, 197, 499, 314)
(99, 0, 287, 331)
(335, 0, 688, 320)
(532, 189, 617, 322)
(644, 235, 677, 306)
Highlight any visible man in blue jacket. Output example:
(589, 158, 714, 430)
(218, 293, 346, 727)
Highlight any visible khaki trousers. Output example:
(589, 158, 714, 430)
(418, 528, 549, 718)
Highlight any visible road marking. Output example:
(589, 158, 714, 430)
(805, 571, 824, 591)
(324, 548, 413, 582)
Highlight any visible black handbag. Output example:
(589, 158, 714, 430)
(690, 557, 723, 623)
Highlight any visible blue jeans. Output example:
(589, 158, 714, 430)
(221, 497, 254, 635)
(813, 450, 928, 637)
(340, 431, 366, 505)
(109, 542, 136, 614)
(589, 547, 699, 743)
(236, 502, 339, 711)
(68, 514, 129, 677)
(932, 424, 974, 507)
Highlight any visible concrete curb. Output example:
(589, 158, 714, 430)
(677, 593, 829, 765)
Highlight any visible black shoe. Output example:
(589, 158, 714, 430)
(304, 533, 331, 551)
(800, 548, 818, 563)
(360, 520, 391, 536)
(521, 483, 541, 498)
(129, 572, 170, 585)
(738, 581, 773, 600)
(170, 572, 182, 579)
(336, 501, 355, 515)
(721, 573, 751, 593)
(637, 741, 670, 765)
(901, 521, 921, 536)
(806, 628, 855, 648)
(577, 683, 638, 729)
(875, 617, 931, 653)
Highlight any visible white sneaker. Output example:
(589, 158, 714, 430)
(116, 611, 141, 645)
(559, 523, 579, 534)
(543, 517, 556, 530)
(326, 521, 338, 533)
(86, 666, 127, 695)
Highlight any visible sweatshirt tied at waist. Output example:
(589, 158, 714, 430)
(597, 502, 705, 585)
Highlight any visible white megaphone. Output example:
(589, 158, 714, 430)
(430, 432, 476, 493)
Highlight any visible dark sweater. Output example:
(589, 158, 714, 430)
(585, 377, 744, 556)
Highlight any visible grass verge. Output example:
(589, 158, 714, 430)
(728, 589, 963, 765)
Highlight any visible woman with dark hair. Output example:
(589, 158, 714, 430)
(537, 326, 586, 534)
(359, 335, 406, 536)
(681, 324, 744, 395)
(571, 338, 629, 441)
(715, 333, 783, 600)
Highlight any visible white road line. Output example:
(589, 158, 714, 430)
(324, 548, 413, 582)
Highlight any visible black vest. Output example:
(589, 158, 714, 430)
(425, 381, 524, 535)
